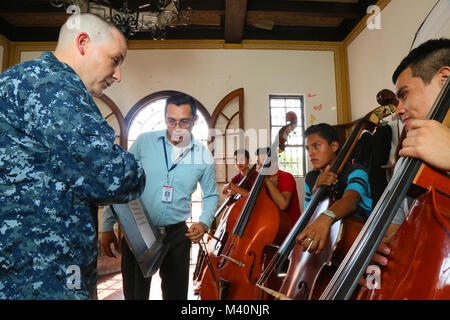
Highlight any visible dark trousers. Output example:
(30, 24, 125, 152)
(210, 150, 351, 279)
(121, 222, 191, 300)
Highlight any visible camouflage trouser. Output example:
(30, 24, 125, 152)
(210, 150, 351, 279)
(0, 258, 97, 300)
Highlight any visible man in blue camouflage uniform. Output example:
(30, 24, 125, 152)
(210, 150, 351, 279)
(0, 13, 145, 299)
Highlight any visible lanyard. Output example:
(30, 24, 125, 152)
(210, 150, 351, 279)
(162, 137, 193, 183)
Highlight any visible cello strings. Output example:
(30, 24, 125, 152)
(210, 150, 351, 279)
(199, 239, 219, 283)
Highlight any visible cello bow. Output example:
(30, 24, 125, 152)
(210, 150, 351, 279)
(320, 78, 450, 300)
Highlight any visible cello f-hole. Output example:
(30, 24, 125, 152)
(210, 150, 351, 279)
(248, 251, 256, 283)
(213, 229, 224, 251)
(297, 281, 308, 300)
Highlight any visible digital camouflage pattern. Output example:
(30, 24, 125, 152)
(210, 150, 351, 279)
(0, 52, 146, 299)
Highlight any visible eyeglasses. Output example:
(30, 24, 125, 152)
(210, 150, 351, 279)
(166, 118, 193, 128)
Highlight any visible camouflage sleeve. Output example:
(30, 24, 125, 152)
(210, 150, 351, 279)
(2, 68, 145, 206)
(101, 135, 144, 232)
(43, 98, 146, 206)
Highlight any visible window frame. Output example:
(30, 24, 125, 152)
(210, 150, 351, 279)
(269, 94, 306, 178)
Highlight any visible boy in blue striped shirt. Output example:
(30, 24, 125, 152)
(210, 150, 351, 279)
(296, 123, 372, 254)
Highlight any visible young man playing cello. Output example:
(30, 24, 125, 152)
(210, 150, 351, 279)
(256, 147, 302, 226)
(296, 123, 372, 254)
(222, 149, 258, 198)
(368, 38, 450, 269)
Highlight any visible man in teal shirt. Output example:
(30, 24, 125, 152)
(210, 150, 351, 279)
(101, 93, 218, 300)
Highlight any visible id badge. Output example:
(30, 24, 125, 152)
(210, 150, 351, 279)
(162, 185, 174, 203)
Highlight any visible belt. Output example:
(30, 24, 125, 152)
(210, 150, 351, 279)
(158, 221, 186, 234)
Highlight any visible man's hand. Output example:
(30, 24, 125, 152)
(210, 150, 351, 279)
(358, 239, 391, 288)
(313, 165, 338, 194)
(400, 119, 450, 171)
(186, 222, 207, 243)
(222, 183, 237, 196)
(265, 174, 280, 187)
(222, 183, 231, 195)
(100, 231, 120, 258)
(295, 214, 334, 254)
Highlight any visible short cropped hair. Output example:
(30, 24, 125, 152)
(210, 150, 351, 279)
(305, 123, 339, 145)
(165, 94, 197, 118)
(56, 13, 124, 49)
(234, 149, 250, 159)
(392, 38, 450, 84)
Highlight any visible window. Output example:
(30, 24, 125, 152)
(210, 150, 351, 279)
(269, 95, 306, 177)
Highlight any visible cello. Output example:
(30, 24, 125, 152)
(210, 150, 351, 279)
(199, 113, 296, 300)
(320, 78, 450, 300)
(193, 164, 257, 287)
(256, 101, 397, 300)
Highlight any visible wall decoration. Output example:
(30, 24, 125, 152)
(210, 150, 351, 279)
(313, 104, 323, 111)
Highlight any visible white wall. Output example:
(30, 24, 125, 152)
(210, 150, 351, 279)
(20, 49, 337, 131)
(347, 0, 448, 119)
(112, 49, 337, 130)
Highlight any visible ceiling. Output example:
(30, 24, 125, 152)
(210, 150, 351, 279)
(0, 0, 379, 43)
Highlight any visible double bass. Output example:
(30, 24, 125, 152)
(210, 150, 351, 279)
(321, 78, 450, 300)
(256, 100, 398, 300)
(199, 112, 297, 300)
(192, 164, 257, 287)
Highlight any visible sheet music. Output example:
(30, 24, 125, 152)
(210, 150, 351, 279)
(128, 199, 156, 249)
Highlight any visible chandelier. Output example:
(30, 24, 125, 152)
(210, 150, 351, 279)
(50, 0, 192, 39)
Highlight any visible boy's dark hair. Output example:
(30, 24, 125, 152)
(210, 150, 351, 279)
(255, 147, 271, 157)
(165, 93, 197, 118)
(234, 149, 250, 159)
(305, 123, 339, 145)
(392, 38, 450, 84)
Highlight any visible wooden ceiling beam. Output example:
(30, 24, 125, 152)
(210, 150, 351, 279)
(224, 0, 248, 44)
(246, 0, 361, 15)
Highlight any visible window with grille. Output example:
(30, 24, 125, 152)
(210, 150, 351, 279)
(269, 95, 306, 177)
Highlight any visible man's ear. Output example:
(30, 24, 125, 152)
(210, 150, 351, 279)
(75, 32, 90, 55)
(193, 115, 199, 125)
(437, 66, 450, 87)
(331, 141, 339, 153)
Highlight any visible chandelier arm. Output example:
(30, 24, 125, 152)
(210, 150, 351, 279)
(49, 0, 191, 40)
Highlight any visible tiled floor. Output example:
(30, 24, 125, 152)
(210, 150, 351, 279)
(97, 246, 201, 300)
(97, 268, 200, 300)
